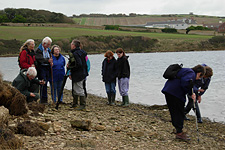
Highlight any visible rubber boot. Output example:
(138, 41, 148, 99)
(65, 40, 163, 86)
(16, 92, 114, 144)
(107, 93, 112, 105)
(195, 102, 203, 123)
(124, 95, 129, 106)
(76, 96, 86, 111)
(111, 93, 116, 105)
(71, 95, 78, 108)
(120, 96, 125, 106)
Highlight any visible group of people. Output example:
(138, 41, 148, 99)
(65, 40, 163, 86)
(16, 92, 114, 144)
(162, 64, 213, 141)
(12, 37, 131, 110)
(12, 36, 213, 141)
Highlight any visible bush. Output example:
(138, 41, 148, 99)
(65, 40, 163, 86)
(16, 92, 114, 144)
(161, 28, 177, 33)
(208, 36, 225, 44)
(105, 25, 120, 30)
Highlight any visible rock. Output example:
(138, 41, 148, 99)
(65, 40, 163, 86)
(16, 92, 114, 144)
(52, 121, 62, 132)
(127, 131, 145, 137)
(70, 119, 91, 131)
(95, 125, 106, 131)
(114, 126, 122, 132)
(66, 139, 96, 148)
(0, 106, 9, 127)
(37, 121, 51, 131)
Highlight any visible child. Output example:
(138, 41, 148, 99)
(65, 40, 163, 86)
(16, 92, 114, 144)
(116, 48, 130, 106)
(101, 50, 117, 105)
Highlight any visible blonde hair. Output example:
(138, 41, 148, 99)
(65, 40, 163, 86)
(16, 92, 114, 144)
(20, 39, 35, 52)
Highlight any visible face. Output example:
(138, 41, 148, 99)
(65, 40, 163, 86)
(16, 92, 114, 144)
(43, 41, 51, 49)
(27, 74, 35, 80)
(107, 56, 113, 60)
(196, 72, 203, 80)
(53, 47, 60, 56)
(28, 41, 35, 50)
(117, 52, 123, 58)
(71, 42, 75, 50)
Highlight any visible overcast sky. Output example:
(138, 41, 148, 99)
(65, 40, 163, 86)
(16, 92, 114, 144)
(0, 0, 225, 17)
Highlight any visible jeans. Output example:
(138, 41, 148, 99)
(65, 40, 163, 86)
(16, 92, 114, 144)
(105, 82, 116, 94)
(50, 81, 63, 103)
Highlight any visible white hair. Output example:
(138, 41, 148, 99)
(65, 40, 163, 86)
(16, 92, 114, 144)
(27, 67, 37, 77)
(20, 39, 35, 52)
(42, 37, 52, 44)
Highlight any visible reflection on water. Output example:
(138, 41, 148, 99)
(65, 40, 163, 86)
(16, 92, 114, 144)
(0, 50, 225, 123)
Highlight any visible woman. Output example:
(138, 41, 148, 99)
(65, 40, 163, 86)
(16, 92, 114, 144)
(49, 45, 66, 103)
(19, 39, 36, 70)
(116, 48, 130, 106)
(102, 50, 117, 105)
(161, 64, 205, 141)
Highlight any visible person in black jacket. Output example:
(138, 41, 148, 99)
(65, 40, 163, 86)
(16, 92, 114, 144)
(116, 48, 130, 106)
(35, 37, 53, 104)
(102, 50, 117, 105)
(69, 39, 89, 110)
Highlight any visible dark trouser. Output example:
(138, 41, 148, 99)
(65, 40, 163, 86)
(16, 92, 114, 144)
(184, 95, 201, 119)
(165, 93, 185, 133)
(27, 82, 39, 103)
(37, 66, 50, 104)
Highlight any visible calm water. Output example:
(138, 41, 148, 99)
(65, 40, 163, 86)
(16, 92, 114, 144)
(0, 51, 224, 123)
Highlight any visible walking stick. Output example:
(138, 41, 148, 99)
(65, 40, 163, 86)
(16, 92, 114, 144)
(50, 55, 54, 103)
(192, 85, 200, 143)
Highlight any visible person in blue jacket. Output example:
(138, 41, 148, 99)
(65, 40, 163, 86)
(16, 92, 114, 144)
(102, 50, 117, 105)
(49, 45, 66, 103)
(162, 64, 205, 141)
(184, 64, 213, 123)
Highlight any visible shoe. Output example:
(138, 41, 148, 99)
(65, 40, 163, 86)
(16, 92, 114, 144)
(197, 118, 203, 123)
(75, 105, 86, 111)
(176, 132, 190, 141)
(184, 115, 190, 121)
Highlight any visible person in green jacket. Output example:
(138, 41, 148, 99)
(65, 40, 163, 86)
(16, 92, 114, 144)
(12, 67, 45, 103)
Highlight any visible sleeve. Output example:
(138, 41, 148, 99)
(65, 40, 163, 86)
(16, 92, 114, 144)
(20, 51, 31, 69)
(199, 78, 211, 95)
(180, 70, 195, 95)
(86, 56, 90, 73)
(122, 59, 130, 77)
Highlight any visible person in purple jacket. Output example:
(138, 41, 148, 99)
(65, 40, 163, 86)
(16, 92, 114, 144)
(162, 64, 205, 141)
(49, 45, 65, 103)
(184, 64, 213, 123)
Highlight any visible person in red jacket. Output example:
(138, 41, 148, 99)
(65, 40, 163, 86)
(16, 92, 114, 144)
(19, 39, 36, 70)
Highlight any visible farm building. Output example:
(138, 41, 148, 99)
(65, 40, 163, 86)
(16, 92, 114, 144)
(218, 22, 225, 33)
(203, 23, 222, 30)
(144, 18, 197, 29)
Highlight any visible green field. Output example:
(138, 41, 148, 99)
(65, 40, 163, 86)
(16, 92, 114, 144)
(0, 26, 213, 41)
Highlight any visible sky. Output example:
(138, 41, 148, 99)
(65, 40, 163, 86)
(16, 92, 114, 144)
(0, 0, 225, 17)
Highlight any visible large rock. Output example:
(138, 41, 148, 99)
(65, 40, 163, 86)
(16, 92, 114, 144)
(0, 106, 9, 127)
(70, 119, 91, 131)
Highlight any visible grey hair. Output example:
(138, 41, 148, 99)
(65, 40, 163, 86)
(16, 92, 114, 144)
(27, 67, 37, 77)
(42, 37, 52, 44)
(20, 39, 35, 52)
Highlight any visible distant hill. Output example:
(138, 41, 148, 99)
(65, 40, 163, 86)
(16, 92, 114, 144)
(72, 14, 225, 26)
(0, 8, 74, 23)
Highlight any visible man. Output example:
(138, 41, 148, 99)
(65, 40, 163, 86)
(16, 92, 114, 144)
(184, 64, 213, 123)
(35, 37, 53, 104)
(69, 39, 89, 110)
(162, 65, 205, 141)
(12, 67, 45, 103)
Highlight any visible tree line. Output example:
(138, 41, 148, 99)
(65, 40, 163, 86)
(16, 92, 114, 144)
(0, 8, 74, 23)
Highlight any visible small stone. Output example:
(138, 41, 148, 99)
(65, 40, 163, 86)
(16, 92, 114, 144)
(95, 125, 106, 131)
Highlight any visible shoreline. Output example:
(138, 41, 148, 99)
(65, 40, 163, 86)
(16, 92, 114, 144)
(1, 81, 225, 149)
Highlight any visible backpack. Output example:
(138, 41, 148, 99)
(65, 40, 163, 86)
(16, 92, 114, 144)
(163, 64, 183, 79)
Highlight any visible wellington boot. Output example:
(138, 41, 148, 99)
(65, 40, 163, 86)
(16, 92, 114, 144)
(111, 93, 116, 105)
(75, 105, 86, 111)
(107, 93, 112, 105)
(121, 96, 129, 106)
(71, 95, 78, 108)
(75, 96, 86, 111)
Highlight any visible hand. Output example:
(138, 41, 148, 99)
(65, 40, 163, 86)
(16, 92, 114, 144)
(69, 75, 72, 80)
(31, 64, 35, 67)
(39, 80, 45, 85)
(49, 58, 53, 63)
(197, 96, 202, 103)
(191, 93, 196, 102)
(198, 89, 205, 92)
(30, 93, 35, 97)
